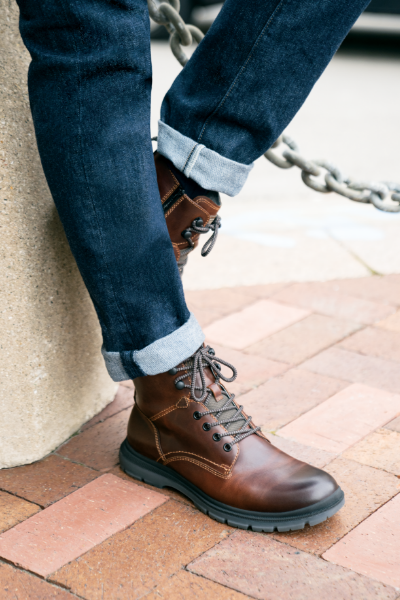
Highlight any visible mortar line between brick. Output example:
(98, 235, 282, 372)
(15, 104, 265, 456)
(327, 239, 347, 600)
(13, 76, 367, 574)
(183, 567, 257, 600)
(0, 486, 43, 509)
(77, 401, 134, 434)
(184, 529, 238, 574)
(40, 497, 174, 582)
(52, 452, 106, 473)
(319, 487, 400, 558)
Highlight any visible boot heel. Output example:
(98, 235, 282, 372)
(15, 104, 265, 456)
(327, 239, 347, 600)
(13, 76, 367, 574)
(119, 439, 172, 490)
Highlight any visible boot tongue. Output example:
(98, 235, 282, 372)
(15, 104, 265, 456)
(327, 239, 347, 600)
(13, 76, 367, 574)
(185, 358, 247, 435)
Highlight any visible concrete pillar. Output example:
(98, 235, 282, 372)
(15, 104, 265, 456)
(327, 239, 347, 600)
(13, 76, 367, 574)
(0, 1, 118, 468)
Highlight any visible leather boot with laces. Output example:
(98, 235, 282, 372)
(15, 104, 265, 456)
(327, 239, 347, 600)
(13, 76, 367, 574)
(120, 345, 344, 532)
(155, 152, 221, 275)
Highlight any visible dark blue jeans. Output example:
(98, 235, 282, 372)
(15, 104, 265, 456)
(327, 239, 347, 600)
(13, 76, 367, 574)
(17, 0, 369, 380)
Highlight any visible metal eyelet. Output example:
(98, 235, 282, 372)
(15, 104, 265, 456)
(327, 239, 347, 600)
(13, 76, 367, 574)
(223, 443, 232, 452)
(202, 422, 211, 431)
(168, 367, 177, 375)
(193, 411, 201, 420)
(175, 381, 185, 390)
(213, 433, 221, 442)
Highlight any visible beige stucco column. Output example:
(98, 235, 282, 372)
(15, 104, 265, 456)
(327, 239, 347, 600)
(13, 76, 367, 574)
(0, 1, 118, 468)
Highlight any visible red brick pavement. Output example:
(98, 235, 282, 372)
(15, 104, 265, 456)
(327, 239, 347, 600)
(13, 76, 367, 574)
(1, 276, 400, 598)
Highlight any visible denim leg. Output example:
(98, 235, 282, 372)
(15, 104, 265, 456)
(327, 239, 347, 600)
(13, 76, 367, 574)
(159, 0, 371, 196)
(17, 0, 204, 380)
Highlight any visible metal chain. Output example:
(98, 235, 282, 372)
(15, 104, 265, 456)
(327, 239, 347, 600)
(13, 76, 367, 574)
(148, 1, 400, 213)
(265, 135, 400, 213)
(147, 0, 204, 66)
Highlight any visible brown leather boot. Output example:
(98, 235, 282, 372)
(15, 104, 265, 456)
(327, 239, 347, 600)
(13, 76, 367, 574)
(154, 152, 221, 275)
(120, 345, 344, 532)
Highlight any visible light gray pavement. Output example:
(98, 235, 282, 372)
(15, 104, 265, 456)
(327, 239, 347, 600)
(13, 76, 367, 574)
(150, 38, 400, 290)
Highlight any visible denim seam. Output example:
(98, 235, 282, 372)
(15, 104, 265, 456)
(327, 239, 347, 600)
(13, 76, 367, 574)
(182, 143, 198, 172)
(197, 0, 287, 144)
(59, 0, 136, 347)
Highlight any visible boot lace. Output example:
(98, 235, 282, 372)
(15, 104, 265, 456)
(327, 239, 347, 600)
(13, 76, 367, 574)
(182, 215, 221, 257)
(172, 345, 260, 450)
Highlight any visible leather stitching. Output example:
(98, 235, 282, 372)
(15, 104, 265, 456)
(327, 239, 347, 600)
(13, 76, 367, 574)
(150, 396, 190, 421)
(160, 448, 235, 472)
(161, 172, 179, 203)
(137, 406, 165, 461)
(162, 456, 233, 479)
(197, 198, 217, 216)
(165, 194, 209, 220)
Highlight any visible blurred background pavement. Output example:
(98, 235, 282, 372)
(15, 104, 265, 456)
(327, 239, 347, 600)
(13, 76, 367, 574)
(150, 5, 400, 290)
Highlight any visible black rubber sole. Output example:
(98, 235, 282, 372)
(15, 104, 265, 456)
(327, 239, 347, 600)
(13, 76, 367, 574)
(119, 439, 345, 532)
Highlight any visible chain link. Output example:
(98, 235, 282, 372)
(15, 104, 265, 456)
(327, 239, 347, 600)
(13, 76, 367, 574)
(266, 136, 400, 212)
(147, 0, 204, 66)
(148, 2, 400, 213)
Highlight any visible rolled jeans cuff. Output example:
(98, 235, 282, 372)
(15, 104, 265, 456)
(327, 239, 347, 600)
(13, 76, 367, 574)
(102, 312, 205, 381)
(157, 121, 253, 197)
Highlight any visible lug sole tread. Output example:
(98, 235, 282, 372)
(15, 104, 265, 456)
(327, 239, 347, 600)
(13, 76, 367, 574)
(119, 439, 344, 533)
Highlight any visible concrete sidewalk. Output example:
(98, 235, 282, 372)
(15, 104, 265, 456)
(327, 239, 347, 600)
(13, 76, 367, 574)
(0, 275, 399, 599)
(150, 41, 400, 290)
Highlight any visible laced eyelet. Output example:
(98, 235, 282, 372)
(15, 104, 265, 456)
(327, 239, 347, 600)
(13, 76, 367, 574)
(213, 433, 221, 442)
(202, 422, 211, 431)
(208, 348, 215, 356)
(168, 368, 177, 375)
(175, 381, 185, 390)
(193, 411, 202, 420)
(223, 443, 232, 452)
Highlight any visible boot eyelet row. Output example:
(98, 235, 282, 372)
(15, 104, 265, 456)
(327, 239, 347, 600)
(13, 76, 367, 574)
(193, 411, 202, 420)
(202, 422, 211, 431)
(175, 381, 185, 390)
(213, 433, 221, 442)
(223, 443, 232, 452)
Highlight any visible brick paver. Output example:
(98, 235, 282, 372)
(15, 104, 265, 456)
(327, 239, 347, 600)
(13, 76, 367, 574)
(0, 454, 99, 507)
(247, 314, 360, 365)
(81, 385, 134, 431)
(0, 474, 167, 577)
(238, 369, 347, 432)
(2, 275, 400, 596)
(324, 493, 400, 588)
(0, 562, 75, 600)
(204, 300, 310, 350)
(319, 277, 400, 306)
(342, 428, 400, 476)
(210, 343, 289, 397)
(300, 347, 400, 394)
(0, 490, 40, 533)
(272, 458, 400, 555)
(185, 288, 255, 316)
(143, 570, 250, 600)
(278, 383, 400, 454)
(272, 282, 396, 324)
(377, 309, 400, 333)
(188, 531, 398, 600)
(57, 407, 130, 471)
(265, 434, 336, 469)
(233, 283, 289, 299)
(109, 465, 194, 506)
(50, 500, 232, 600)
(385, 415, 400, 433)
(338, 326, 400, 362)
